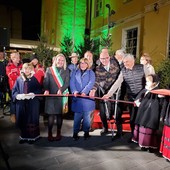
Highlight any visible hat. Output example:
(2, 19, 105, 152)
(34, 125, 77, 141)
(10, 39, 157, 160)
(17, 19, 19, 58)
(30, 54, 38, 61)
(69, 52, 79, 58)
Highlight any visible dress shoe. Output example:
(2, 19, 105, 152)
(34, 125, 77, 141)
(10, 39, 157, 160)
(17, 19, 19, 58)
(114, 133, 123, 139)
(48, 136, 54, 142)
(100, 128, 109, 135)
(148, 148, 156, 153)
(73, 133, 79, 141)
(141, 147, 148, 151)
(54, 135, 62, 141)
(84, 132, 91, 140)
(55, 129, 62, 141)
(89, 128, 95, 132)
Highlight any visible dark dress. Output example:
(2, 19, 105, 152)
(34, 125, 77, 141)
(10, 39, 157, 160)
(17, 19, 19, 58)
(12, 75, 43, 141)
(132, 86, 161, 149)
(43, 67, 70, 115)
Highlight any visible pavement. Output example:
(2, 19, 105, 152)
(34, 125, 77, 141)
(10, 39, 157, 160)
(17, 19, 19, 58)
(0, 109, 170, 170)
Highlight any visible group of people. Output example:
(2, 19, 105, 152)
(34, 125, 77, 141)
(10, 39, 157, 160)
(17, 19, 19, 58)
(0, 48, 170, 162)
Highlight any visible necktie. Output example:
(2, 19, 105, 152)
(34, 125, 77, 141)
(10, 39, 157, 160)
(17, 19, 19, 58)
(23, 81, 28, 94)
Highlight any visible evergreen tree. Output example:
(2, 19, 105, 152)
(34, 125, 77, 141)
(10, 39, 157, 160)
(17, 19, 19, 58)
(60, 34, 74, 62)
(156, 58, 170, 88)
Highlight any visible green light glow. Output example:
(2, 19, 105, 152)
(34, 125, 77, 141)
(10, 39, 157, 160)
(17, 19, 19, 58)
(57, 0, 86, 48)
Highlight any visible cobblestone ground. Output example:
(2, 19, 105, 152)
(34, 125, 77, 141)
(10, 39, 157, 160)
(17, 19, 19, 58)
(0, 110, 170, 170)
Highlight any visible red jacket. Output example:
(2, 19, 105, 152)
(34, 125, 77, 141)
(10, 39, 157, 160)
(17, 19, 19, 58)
(34, 64, 45, 85)
(6, 62, 23, 90)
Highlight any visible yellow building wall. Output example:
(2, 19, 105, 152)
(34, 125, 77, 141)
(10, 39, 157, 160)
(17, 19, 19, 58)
(143, 5, 170, 66)
(90, 0, 170, 66)
(41, 0, 58, 45)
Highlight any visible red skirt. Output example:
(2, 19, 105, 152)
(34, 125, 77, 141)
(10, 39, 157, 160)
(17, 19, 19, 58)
(132, 125, 159, 149)
(160, 125, 170, 161)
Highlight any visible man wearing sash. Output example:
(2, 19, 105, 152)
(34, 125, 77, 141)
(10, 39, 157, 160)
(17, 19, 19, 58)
(44, 54, 70, 141)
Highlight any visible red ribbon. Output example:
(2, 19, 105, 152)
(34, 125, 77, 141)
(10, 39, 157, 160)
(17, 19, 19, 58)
(151, 89, 170, 96)
(31, 93, 134, 105)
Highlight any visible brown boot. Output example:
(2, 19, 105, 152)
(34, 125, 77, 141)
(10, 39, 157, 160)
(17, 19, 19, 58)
(48, 131, 54, 142)
(55, 129, 62, 141)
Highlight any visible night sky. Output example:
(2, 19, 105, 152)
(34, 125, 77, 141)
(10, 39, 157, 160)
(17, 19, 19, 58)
(0, 0, 42, 40)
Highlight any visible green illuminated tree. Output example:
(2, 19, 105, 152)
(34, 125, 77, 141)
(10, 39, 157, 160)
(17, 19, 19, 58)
(32, 35, 57, 68)
(75, 35, 98, 56)
(60, 34, 74, 62)
(100, 34, 114, 55)
(22, 35, 57, 68)
(100, 35, 112, 48)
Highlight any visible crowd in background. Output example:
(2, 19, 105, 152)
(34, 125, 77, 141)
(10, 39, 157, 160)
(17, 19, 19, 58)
(0, 48, 170, 162)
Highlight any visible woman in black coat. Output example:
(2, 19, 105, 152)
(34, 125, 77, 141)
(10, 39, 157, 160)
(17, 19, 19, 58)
(132, 74, 161, 152)
(43, 54, 70, 141)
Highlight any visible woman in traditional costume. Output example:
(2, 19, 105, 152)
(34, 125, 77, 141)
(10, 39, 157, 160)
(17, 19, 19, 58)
(12, 63, 43, 144)
(132, 74, 161, 152)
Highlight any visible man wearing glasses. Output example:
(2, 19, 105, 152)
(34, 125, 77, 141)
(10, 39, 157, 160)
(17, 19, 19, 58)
(89, 50, 120, 135)
(103, 53, 146, 142)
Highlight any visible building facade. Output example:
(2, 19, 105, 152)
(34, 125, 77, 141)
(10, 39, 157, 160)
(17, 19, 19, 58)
(90, 0, 170, 66)
(0, 0, 169, 66)
(41, 0, 170, 66)
(41, 0, 86, 49)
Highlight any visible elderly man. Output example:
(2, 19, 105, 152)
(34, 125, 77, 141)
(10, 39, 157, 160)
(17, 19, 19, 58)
(89, 51, 120, 135)
(115, 49, 125, 66)
(103, 53, 146, 140)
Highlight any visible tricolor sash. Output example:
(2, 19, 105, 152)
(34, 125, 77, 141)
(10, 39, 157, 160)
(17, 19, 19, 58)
(50, 66, 69, 113)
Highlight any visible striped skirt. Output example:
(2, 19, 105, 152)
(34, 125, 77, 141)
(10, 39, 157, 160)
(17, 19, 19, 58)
(160, 125, 170, 161)
(132, 125, 159, 149)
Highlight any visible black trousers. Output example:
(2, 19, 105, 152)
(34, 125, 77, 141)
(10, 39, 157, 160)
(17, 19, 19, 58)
(99, 101, 115, 130)
(128, 104, 138, 134)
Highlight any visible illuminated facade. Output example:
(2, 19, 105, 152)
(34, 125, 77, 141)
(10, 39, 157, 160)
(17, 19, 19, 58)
(41, 0, 170, 66)
(41, 0, 86, 49)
